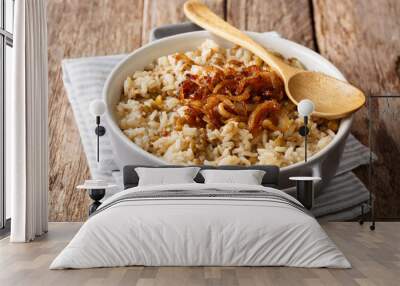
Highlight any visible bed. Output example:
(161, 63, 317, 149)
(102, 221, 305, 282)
(50, 165, 350, 269)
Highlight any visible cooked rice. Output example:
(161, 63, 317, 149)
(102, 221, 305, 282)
(116, 40, 338, 166)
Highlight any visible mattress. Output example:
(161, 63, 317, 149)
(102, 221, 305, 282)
(50, 183, 350, 269)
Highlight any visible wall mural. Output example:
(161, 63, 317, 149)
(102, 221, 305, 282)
(47, 0, 400, 221)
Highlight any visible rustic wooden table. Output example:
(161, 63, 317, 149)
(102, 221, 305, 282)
(47, 0, 400, 221)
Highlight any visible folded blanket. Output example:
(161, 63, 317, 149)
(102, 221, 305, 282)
(95, 188, 308, 217)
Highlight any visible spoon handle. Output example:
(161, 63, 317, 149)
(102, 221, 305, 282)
(184, 0, 296, 76)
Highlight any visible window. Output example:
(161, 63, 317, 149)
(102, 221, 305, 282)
(0, 0, 14, 233)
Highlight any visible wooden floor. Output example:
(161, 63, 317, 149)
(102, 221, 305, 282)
(47, 0, 400, 222)
(0, 222, 399, 286)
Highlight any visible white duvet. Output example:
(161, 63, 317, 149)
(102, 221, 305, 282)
(50, 183, 350, 269)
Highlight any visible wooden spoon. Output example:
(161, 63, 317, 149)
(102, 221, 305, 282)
(183, 0, 365, 119)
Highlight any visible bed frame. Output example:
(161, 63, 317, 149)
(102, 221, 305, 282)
(123, 165, 280, 189)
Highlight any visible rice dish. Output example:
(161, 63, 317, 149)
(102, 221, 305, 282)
(116, 40, 338, 166)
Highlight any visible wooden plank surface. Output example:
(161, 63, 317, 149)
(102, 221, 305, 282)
(47, 0, 400, 220)
(313, 0, 400, 217)
(141, 0, 225, 43)
(47, 0, 144, 221)
(1, 222, 400, 286)
(227, 0, 315, 49)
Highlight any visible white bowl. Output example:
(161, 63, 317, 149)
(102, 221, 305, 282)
(103, 31, 352, 194)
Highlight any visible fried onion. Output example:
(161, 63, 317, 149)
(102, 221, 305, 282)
(248, 100, 280, 134)
(178, 63, 286, 134)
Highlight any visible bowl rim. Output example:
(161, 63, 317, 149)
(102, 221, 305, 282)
(103, 30, 353, 170)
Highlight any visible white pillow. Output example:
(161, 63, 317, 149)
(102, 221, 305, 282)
(200, 169, 266, 185)
(135, 167, 200, 186)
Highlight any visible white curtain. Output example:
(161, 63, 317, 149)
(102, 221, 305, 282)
(9, 0, 49, 242)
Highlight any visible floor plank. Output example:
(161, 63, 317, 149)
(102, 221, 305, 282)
(1, 222, 398, 286)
